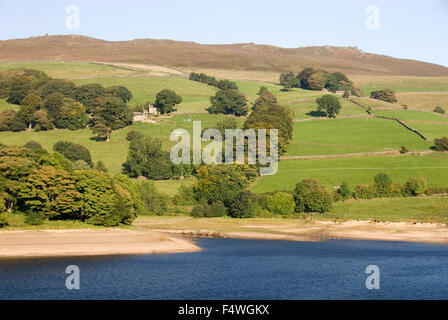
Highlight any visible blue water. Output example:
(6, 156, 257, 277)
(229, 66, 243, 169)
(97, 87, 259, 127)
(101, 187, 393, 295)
(1, 238, 448, 300)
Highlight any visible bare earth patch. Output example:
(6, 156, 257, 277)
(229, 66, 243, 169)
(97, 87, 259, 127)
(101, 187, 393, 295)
(136, 217, 448, 244)
(0, 229, 200, 258)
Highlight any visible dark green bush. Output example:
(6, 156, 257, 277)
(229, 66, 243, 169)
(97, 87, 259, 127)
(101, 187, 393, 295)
(206, 202, 227, 217)
(425, 187, 448, 195)
(404, 178, 427, 196)
(126, 130, 144, 141)
(434, 106, 445, 114)
(24, 140, 43, 150)
(72, 160, 92, 170)
(173, 185, 195, 206)
(227, 191, 257, 218)
(266, 192, 295, 214)
(137, 180, 169, 215)
(434, 137, 448, 151)
(9, 117, 27, 132)
(0, 214, 7, 228)
(122, 136, 174, 179)
(338, 182, 351, 200)
(400, 146, 409, 154)
(373, 173, 393, 196)
(191, 198, 208, 218)
(294, 178, 333, 213)
(95, 161, 108, 173)
(354, 184, 377, 199)
(370, 89, 397, 103)
(25, 211, 45, 225)
(53, 141, 92, 166)
(390, 182, 405, 197)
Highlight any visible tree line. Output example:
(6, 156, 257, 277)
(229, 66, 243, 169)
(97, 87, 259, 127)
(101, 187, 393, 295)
(0, 68, 134, 141)
(171, 168, 448, 219)
(189, 72, 239, 91)
(279, 68, 358, 94)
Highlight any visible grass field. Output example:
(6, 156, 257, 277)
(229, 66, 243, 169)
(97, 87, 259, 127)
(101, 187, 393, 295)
(396, 92, 448, 112)
(288, 99, 366, 120)
(0, 61, 142, 79)
(251, 154, 448, 193)
(286, 118, 432, 156)
(401, 122, 448, 140)
(373, 109, 448, 122)
(351, 75, 448, 93)
(153, 178, 196, 197)
(0, 99, 19, 111)
(326, 196, 448, 223)
(350, 96, 402, 110)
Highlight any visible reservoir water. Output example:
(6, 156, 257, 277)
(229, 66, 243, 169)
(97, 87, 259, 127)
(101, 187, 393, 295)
(1, 238, 448, 300)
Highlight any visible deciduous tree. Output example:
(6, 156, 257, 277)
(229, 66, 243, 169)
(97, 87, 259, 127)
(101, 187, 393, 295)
(316, 94, 341, 118)
(207, 89, 248, 116)
(154, 89, 182, 114)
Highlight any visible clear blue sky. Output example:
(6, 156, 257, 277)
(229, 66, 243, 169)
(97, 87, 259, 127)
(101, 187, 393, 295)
(0, 0, 447, 66)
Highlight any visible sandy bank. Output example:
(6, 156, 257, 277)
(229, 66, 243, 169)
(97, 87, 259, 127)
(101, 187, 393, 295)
(144, 219, 448, 244)
(0, 229, 201, 259)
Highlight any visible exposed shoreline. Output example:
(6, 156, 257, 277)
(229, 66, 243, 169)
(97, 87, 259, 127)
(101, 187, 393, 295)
(1, 219, 448, 259)
(137, 217, 448, 245)
(0, 229, 201, 259)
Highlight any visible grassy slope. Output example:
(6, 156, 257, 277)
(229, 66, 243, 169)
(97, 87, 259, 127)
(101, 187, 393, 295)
(403, 123, 448, 140)
(0, 61, 140, 79)
(1, 61, 447, 200)
(287, 118, 432, 156)
(396, 92, 448, 112)
(351, 75, 448, 93)
(373, 109, 448, 122)
(288, 99, 366, 119)
(251, 154, 448, 193)
(0, 99, 19, 111)
(0, 113, 238, 175)
(327, 196, 448, 223)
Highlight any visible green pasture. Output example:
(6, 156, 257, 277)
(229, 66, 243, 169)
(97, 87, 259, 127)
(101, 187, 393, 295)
(0, 61, 138, 79)
(352, 76, 448, 93)
(326, 196, 448, 223)
(402, 122, 448, 140)
(373, 109, 448, 122)
(289, 99, 366, 119)
(0, 99, 19, 111)
(287, 118, 432, 156)
(251, 154, 448, 193)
